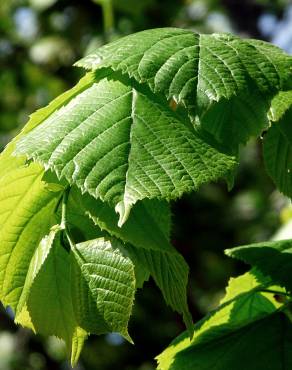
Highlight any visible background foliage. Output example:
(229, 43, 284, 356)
(0, 1, 292, 369)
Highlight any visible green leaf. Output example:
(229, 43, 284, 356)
(15, 225, 61, 317)
(0, 159, 62, 311)
(16, 228, 136, 363)
(226, 238, 292, 292)
(156, 271, 286, 370)
(191, 271, 281, 344)
(72, 237, 136, 341)
(16, 226, 87, 366)
(69, 188, 192, 331)
(0, 72, 97, 303)
(1, 71, 97, 163)
(126, 245, 193, 335)
(76, 28, 292, 112)
(263, 103, 292, 199)
(75, 28, 292, 152)
(157, 312, 292, 370)
(14, 73, 236, 226)
(64, 188, 151, 288)
(0, 81, 71, 310)
(69, 187, 172, 252)
(199, 82, 270, 153)
(269, 90, 292, 122)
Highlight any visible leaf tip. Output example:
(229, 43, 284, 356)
(70, 327, 88, 368)
(115, 200, 133, 227)
(224, 248, 233, 257)
(183, 310, 194, 339)
(121, 330, 134, 345)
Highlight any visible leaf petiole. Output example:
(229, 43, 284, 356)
(259, 288, 290, 297)
(61, 187, 75, 251)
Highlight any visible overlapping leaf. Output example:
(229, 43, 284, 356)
(76, 28, 292, 111)
(76, 28, 292, 153)
(2, 27, 292, 368)
(68, 186, 173, 253)
(269, 90, 292, 122)
(226, 238, 292, 292)
(68, 187, 193, 333)
(14, 72, 236, 225)
(0, 70, 98, 310)
(199, 83, 270, 153)
(15, 226, 136, 365)
(0, 72, 188, 365)
(15, 226, 87, 364)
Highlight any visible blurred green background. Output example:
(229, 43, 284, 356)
(0, 0, 292, 369)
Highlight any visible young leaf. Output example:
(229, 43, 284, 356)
(72, 237, 136, 342)
(16, 226, 88, 366)
(14, 73, 236, 226)
(226, 238, 292, 292)
(189, 271, 281, 345)
(0, 158, 62, 310)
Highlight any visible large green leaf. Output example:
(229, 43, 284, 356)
(14, 29, 292, 217)
(14, 72, 236, 226)
(226, 238, 292, 292)
(76, 28, 292, 152)
(157, 312, 292, 370)
(76, 29, 292, 109)
(156, 271, 286, 370)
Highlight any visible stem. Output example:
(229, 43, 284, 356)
(61, 187, 75, 251)
(93, 0, 114, 43)
(61, 188, 69, 230)
(284, 306, 292, 324)
(259, 288, 290, 297)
